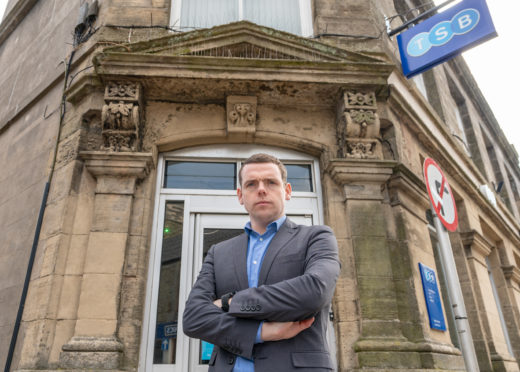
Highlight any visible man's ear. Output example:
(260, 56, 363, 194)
(284, 183, 292, 201)
(237, 187, 244, 205)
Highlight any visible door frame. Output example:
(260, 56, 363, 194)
(139, 145, 330, 372)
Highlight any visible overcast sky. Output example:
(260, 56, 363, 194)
(0, 1, 517, 163)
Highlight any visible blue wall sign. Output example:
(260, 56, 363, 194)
(419, 263, 447, 331)
(397, 0, 497, 78)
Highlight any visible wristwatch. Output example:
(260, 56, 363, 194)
(221, 291, 236, 312)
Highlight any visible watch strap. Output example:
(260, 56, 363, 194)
(221, 291, 236, 312)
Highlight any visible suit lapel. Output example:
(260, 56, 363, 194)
(233, 233, 250, 290)
(258, 219, 298, 286)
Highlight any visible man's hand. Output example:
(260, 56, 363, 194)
(260, 317, 315, 341)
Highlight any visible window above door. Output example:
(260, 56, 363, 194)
(163, 156, 315, 192)
(170, 0, 313, 37)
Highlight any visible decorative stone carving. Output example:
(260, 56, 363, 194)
(346, 140, 375, 159)
(101, 81, 143, 152)
(346, 91, 377, 108)
(226, 96, 257, 135)
(106, 81, 139, 100)
(336, 90, 381, 159)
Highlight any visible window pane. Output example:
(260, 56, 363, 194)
(180, 0, 237, 29)
(154, 201, 184, 364)
(243, 0, 302, 35)
(286, 164, 313, 192)
(199, 227, 243, 365)
(164, 161, 236, 190)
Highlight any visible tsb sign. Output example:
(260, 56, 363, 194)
(407, 9, 479, 57)
(397, 0, 496, 78)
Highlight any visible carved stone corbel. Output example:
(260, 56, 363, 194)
(336, 90, 382, 159)
(226, 96, 257, 135)
(101, 81, 143, 152)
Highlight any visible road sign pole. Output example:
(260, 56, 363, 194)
(432, 210, 480, 372)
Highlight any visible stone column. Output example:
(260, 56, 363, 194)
(326, 158, 422, 368)
(59, 152, 152, 369)
(387, 166, 464, 370)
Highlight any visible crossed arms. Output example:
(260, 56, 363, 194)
(182, 226, 340, 359)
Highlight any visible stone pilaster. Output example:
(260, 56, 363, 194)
(460, 230, 518, 372)
(326, 158, 420, 369)
(59, 151, 152, 370)
(387, 165, 465, 370)
(326, 159, 467, 370)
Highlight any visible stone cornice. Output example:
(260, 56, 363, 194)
(80, 151, 153, 179)
(387, 73, 520, 248)
(502, 265, 520, 285)
(325, 158, 397, 200)
(460, 230, 493, 258)
(90, 21, 394, 95)
(326, 158, 397, 185)
(387, 163, 430, 221)
(447, 57, 520, 178)
(93, 52, 392, 86)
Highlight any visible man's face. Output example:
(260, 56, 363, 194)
(237, 162, 291, 231)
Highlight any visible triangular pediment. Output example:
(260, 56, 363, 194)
(103, 21, 385, 64)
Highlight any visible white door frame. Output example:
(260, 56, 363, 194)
(139, 145, 333, 372)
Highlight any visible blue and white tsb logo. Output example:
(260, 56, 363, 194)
(424, 268, 436, 284)
(407, 8, 480, 57)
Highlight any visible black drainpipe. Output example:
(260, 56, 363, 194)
(3, 45, 76, 372)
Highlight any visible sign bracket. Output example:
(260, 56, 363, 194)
(387, 0, 458, 37)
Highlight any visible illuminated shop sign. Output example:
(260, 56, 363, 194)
(397, 0, 497, 78)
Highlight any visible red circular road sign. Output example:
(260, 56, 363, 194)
(423, 158, 458, 232)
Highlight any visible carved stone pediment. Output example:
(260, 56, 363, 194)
(100, 21, 384, 64)
(75, 21, 394, 106)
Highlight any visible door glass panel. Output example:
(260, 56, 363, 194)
(199, 227, 244, 365)
(164, 161, 236, 190)
(153, 201, 184, 364)
(286, 164, 313, 192)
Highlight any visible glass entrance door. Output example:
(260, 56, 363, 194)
(188, 213, 312, 372)
(141, 145, 335, 372)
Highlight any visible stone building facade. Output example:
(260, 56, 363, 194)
(1, 0, 520, 371)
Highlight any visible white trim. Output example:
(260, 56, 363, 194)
(139, 156, 165, 372)
(313, 158, 325, 224)
(165, 144, 316, 160)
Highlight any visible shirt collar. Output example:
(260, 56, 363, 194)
(244, 215, 287, 236)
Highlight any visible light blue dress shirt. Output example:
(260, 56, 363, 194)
(232, 215, 287, 372)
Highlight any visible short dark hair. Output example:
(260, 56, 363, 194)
(239, 153, 287, 186)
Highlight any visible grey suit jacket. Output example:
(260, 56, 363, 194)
(183, 218, 340, 372)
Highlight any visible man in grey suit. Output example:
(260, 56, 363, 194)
(183, 153, 340, 371)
